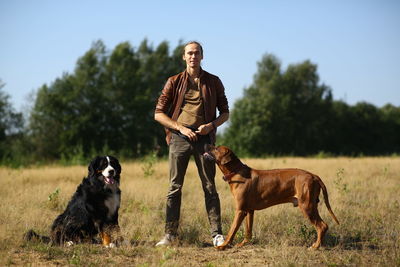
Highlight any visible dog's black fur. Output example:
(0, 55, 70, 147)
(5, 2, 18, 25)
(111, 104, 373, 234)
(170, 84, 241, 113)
(24, 156, 122, 246)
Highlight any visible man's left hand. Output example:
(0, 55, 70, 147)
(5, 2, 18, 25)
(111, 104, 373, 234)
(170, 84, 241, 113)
(196, 123, 214, 135)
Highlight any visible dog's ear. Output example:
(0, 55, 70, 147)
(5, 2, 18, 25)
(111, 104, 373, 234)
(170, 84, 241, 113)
(220, 149, 234, 165)
(88, 156, 101, 176)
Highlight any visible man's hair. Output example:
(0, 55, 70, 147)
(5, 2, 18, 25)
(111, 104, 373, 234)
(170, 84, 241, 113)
(183, 41, 203, 56)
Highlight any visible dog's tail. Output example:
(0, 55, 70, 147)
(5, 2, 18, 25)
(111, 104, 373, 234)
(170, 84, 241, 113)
(316, 176, 340, 225)
(23, 229, 51, 244)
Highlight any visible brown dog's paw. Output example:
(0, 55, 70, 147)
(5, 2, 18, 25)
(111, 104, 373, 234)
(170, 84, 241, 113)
(215, 245, 227, 251)
(235, 239, 251, 248)
(308, 245, 320, 250)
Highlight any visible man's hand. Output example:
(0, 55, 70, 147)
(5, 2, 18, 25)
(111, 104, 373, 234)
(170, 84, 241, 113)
(195, 123, 214, 136)
(179, 126, 198, 141)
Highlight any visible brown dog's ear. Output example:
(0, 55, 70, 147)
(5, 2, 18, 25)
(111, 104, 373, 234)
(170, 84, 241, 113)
(220, 150, 233, 165)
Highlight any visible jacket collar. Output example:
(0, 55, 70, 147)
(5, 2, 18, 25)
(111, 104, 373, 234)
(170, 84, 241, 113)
(184, 67, 204, 81)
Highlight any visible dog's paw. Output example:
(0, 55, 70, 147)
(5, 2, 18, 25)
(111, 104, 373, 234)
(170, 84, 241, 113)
(235, 242, 245, 248)
(215, 245, 227, 251)
(308, 245, 320, 250)
(106, 243, 116, 248)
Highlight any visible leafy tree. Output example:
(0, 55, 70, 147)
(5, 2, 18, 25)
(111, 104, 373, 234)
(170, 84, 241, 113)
(27, 39, 185, 161)
(20, 44, 400, 163)
(104, 39, 185, 156)
(327, 102, 400, 155)
(0, 79, 24, 160)
(222, 54, 333, 156)
(105, 41, 141, 156)
(379, 104, 400, 153)
(348, 102, 382, 154)
(222, 53, 400, 156)
(29, 41, 108, 160)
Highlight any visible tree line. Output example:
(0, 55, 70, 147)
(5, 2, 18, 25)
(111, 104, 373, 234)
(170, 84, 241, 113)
(1, 40, 399, 166)
(221, 54, 400, 156)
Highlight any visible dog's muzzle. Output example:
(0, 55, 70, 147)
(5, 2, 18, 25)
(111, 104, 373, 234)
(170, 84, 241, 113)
(104, 176, 115, 185)
(102, 167, 116, 184)
(203, 152, 215, 161)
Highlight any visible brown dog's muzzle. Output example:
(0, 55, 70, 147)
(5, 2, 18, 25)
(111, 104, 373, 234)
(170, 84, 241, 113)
(203, 144, 216, 161)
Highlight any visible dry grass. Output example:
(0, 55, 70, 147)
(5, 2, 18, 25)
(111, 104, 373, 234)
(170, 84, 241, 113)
(0, 157, 399, 266)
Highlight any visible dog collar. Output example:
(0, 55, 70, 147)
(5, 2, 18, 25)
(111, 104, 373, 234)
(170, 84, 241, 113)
(222, 164, 249, 182)
(223, 175, 245, 184)
(222, 172, 236, 181)
(223, 173, 245, 184)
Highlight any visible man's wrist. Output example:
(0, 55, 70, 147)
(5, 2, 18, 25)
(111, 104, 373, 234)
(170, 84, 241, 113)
(175, 122, 182, 132)
(211, 121, 217, 130)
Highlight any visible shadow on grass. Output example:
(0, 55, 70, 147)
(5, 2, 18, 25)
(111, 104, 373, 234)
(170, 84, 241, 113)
(324, 233, 379, 250)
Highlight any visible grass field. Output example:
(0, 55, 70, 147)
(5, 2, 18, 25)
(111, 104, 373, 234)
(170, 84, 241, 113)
(0, 156, 399, 266)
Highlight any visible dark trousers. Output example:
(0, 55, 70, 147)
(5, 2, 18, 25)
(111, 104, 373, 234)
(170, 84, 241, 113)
(165, 133, 222, 237)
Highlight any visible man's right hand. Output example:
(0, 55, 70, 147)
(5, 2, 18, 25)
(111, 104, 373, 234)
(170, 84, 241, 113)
(179, 125, 198, 142)
(154, 113, 199, 142)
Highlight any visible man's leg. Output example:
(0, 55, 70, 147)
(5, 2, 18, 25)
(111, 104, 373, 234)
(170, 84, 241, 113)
(193, 141, 222, 237)
(165, 134, 191, 236)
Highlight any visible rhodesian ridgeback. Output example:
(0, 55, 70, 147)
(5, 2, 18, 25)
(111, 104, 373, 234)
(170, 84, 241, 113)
(204, 145, 339, 250)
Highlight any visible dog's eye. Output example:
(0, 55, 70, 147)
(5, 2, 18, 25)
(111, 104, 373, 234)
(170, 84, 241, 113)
(100, 160, 108, 169)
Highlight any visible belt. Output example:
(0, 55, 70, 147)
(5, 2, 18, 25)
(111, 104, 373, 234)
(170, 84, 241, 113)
(171, 125, 210, 143)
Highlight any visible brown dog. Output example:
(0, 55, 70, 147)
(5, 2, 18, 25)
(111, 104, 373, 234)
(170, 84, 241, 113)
(204, 145, 339, 250)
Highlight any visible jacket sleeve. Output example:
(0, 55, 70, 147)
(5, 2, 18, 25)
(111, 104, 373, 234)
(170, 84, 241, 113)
(155, 78, 173, 114)
(215, 77, 229, 114)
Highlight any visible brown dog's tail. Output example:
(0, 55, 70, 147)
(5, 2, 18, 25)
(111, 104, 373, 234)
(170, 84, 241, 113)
(316, 176, 340, 225)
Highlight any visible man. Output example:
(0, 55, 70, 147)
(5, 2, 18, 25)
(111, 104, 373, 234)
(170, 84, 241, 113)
(154, 41, 229, 247)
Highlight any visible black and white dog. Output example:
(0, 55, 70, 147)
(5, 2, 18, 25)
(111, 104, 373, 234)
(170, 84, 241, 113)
(24, 156, 122, 247)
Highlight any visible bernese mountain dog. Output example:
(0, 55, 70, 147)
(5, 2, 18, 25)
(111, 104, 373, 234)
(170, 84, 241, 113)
(24, 156, 122, 247)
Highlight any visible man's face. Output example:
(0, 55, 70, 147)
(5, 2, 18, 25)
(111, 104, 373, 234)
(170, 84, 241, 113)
(183, 43, 203, 68)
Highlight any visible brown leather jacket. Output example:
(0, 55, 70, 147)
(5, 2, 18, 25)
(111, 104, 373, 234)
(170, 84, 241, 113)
(155, 69, 229, 145)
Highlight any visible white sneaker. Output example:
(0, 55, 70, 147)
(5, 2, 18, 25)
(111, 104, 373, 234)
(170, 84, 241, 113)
(155, 234, 176, 247)
(213, 234, 225, 247)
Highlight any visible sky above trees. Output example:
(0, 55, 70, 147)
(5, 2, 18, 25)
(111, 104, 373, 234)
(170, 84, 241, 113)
(1, 0, 399, 112)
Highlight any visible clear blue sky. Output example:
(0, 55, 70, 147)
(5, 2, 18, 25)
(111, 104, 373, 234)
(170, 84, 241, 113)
(1, 0, 399, 113)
